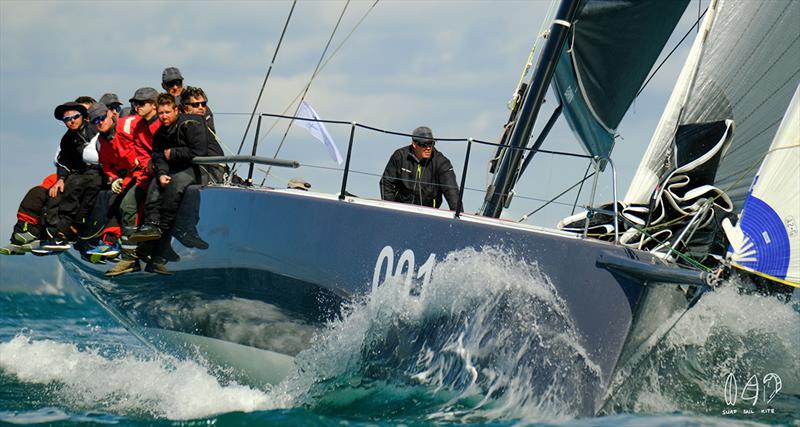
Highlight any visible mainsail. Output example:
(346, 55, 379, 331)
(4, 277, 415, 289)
(626, 0, 800, 210)
(551, 0, 689, 160)
(724, 85, 800, 286)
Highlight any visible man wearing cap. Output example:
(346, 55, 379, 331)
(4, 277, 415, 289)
(41, 102, 102, 250)
(116, 88, 161, 188)
(162, 67, 215, 132)
(85, 103, 145, 275)
(380, 126, 460, 210)
(129, 93, 214, 273)
(99, 93, 123, 119)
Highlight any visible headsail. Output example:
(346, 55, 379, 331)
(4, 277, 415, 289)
(724, 84, 800, 287)
(626, 0, 800, 210)
(551, 0, 689, 160)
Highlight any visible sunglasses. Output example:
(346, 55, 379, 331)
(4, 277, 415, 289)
(415, 140, 435, 148)
(164, 79, 183, 88)
(132, 100, 150, 108)
(62, 113, 82, 123)
(186, 101, 207, 108)
(91, 114, 107, 125)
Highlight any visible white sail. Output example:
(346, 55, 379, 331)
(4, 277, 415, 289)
(625, 0, 800, 210)
(724, 85, 800, 286)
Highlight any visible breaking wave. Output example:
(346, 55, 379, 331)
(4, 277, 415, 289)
(275, 246, 599, 423)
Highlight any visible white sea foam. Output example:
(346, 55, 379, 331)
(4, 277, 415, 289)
(0, 335, 276, 420)
(609, 280, 800, 417)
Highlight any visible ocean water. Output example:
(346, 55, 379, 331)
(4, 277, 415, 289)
(0, 252, 798, 426)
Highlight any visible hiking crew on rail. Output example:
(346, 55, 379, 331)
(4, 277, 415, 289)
(1, 68, 463, 268)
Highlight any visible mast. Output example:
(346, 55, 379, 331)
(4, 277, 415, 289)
(480, 0, 582, 218)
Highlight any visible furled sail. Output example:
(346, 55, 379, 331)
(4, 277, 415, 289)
(724, 84, 800, 287)
(626, 0, 800, 211)
(551, 0, 689, 160)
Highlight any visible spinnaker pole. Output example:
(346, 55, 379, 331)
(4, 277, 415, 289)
(480, 0, 581, 218)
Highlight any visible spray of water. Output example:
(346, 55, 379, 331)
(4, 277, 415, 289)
(275, 247, 601, 423)
(604, 280, 800, 421)
(0, 335, 275, 420)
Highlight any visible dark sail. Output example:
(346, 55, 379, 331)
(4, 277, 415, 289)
(552, 0, 690, 159)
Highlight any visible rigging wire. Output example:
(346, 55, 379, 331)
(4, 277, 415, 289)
(235, 0, 298, 158)
(254, 0, 380, 183)
(635, 6, 708, 99)
(518, 170, 596, 222)
(269, 0, 351, 158)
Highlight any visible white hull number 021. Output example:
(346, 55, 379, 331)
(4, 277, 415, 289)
(372, 246, 435, 292)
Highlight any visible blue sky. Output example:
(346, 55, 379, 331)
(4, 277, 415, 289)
(0, 0, 704, 235)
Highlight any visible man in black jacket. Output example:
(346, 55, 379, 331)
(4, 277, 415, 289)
(380, 126, 460, 210)
(41, 102, 102, 250)
(128, 93, 211, 273)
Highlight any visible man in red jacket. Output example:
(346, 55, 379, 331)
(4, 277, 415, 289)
(0, 175, 59, 255)
(102, 89, 160, 276)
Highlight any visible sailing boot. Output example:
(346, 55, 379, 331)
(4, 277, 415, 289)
(128, 223, 162, 243)
(105, 258, 141, 276)
(12, 221, 38, 245)
(40, 227, 71, 251)
(105, 234, 139, 276)
(0, 244, 25, 255)
(145, 257, 172, 275)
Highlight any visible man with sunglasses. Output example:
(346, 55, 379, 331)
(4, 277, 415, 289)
(129, 93, 214, 274)
(41, 102, 102, 250)
(83, 103, 145, 274)
(380, 126, 460, 211)
(162, 67, 215, 132)
(99, 93, 123, 119)
(181, 86, 225, 181)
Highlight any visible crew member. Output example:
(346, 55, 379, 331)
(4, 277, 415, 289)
(380, 126, 460, 210)
(41, 102, 102, 250)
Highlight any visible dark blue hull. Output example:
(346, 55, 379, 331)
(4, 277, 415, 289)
(61, 185, 691, 414)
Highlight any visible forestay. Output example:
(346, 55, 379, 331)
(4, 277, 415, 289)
(626, 0, 800, 210)
(551, 0, 689, 160)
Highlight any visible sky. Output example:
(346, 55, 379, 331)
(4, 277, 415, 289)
(0, 0, 706, 235)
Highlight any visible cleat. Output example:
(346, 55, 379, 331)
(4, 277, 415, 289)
(128, 224, 162, 243)
(145, 262, 172, 276)
(105, 259, 140, 277)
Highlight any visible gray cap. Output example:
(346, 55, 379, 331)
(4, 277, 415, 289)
(99, 93, 121, 107)
(162, 67, 183, 83)
(87, 103, 108, 122)
(129, 87, 158, 103)
(412, 126, 435, 145)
